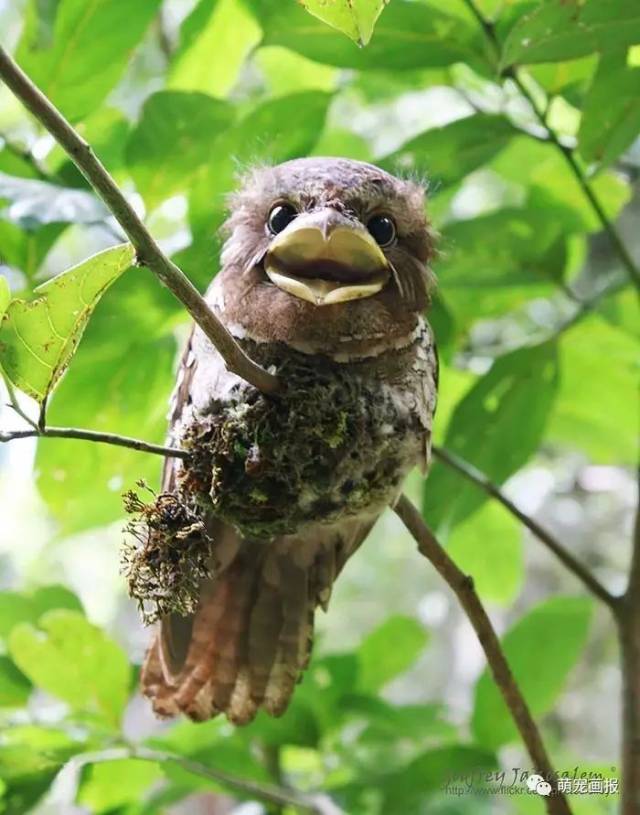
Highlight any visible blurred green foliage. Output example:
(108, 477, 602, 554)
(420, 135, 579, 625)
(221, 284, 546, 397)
(0, 0, 638, 812)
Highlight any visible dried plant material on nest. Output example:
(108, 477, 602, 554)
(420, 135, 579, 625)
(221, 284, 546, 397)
(122, 482, 213, 624)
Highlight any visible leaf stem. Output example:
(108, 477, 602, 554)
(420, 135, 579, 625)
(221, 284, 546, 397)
(432, 446, 618, 611)
(393, 494, 572, 815)
(0, 45, 281, 395)
(0, 425, 189, 459)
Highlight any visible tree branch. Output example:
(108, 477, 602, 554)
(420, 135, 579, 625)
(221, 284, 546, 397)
(0, 45, 280, 395)
(432, 446, 618, 611)
(461, 0, 640, 291)
(618, 469, 640, 812)
(62, 746, 342, 815)
(0, 425, 189, 459)
(393, 494, 572, 815)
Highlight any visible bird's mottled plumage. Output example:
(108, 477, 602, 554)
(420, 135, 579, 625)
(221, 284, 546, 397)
(141, 158, 438, 724)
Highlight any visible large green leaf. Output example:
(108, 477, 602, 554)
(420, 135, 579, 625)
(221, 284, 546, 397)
(547, 314, 639, 464)
(501, 0, 640, 67)
(423, 343, 559, 533)
(357, 616, 428, 692)
(0, 244, 134, 403)
(490, 136, 631, 233)
(380, 114, 516, 189)
(255, 0, 481, 70)
(447, 502, 523, 605)
(189, 91, 332, 246)
(472, 597, 592, 749)
(169, 0, 261, 98)
(78, 759, 162, 812)
(15, 0, 163, 121)
(578, 53, 640, 169)
(299, 0, 390, 46)
(0, 585, 82, 643)
(0, 658, 31, 708)
(8, 610, 130, 727)
(36, 271, 178, 532)
(126, 92, 235, 211)
(0, 276, 9, 317)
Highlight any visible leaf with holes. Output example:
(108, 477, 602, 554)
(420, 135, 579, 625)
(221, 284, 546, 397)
(299, 0, 390, 46)
(0, 243, 134, 403)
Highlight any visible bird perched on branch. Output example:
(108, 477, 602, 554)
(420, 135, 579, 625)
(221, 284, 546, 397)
(139, 157, 438, 724)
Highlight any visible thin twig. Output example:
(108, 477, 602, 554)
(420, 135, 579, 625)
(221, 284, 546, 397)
(60, 746, 341, 815)
(0, 426, 189, 459)
(0, 45, 280, 395)
(393, 494, 572, 815)
(432, 446, 618, 610)
(461, 0, 640, 291)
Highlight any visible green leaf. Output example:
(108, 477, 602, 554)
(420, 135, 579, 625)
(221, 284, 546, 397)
(36, 271, 178, 532)
(0, 243, 134, 403)
(379, 745, 497, 813)
(447, 502, 523, 605)
(547, 314, 639, 464)
(0, 275, 9, 317)
(0, 657, 31, 708)
(502, 0, 640, 67)
(15, 0, 163, 121)
(424, 344, 559, 533)
(381, 114, 516, 189)
(579, 53, 640, 168)
(126, 91, 234, 211)
(78, 759, 162, 812)
(169, 0, 262, 98)
(472, 597, 592, 749)
(299, 0, 390, 46)
(490, 136, 631, 233)
(255, 1, 480, 70)
(0, 585, 82, 643)
(8, 609, 130, 727)
(189, 91, 332, 245)
(357, 615, 428, 692)
(256, 46, 338, 96)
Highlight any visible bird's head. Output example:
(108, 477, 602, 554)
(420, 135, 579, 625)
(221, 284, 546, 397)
(216, 157, 436, 358)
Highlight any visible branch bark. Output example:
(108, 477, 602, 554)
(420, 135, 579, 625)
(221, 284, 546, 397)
(433, 446, 618, 611)
(0, 45, 280, 395)
(0, 425, 189, 459)
(393, 494, 572, 815)
(618, 470, 640, 814)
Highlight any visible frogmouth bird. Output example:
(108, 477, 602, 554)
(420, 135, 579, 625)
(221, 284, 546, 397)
(141, 158, 438, 724)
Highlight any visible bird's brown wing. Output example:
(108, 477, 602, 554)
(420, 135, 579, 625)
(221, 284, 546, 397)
(141, 331, 377, 724)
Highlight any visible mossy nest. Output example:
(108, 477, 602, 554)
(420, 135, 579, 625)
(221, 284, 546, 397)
(122, 346, 419, 620)
(178, 352, 412, 540)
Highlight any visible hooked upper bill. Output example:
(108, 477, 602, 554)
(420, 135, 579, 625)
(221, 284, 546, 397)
(264, 210, 391, 306)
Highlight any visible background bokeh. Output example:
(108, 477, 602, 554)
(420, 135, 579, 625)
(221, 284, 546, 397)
(0, 0, 638, 813)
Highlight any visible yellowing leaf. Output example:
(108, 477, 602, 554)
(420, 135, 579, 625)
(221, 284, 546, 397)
(0, 244, 134, 403)
(299, 0, 390, 46)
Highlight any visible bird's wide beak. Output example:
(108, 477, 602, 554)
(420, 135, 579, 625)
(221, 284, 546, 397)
(264, 209, 390, 306)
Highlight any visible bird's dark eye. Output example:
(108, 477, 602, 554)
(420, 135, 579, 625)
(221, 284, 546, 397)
(367, 214, 396, 247)
(268, 203, 297, 234)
